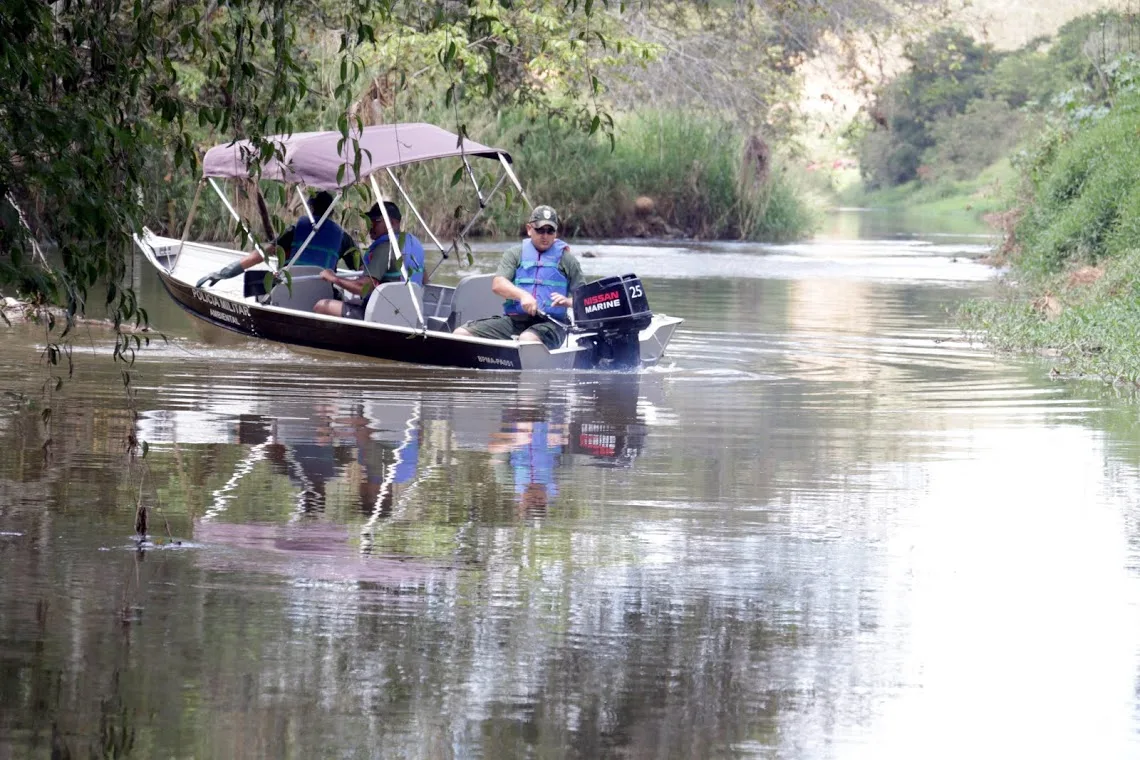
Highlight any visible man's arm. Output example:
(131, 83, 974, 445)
(320, 270, 372, 297)
(261, 227, 296, 267)
(195, 227, 286, 287)
(492, 245, 537, 313)
(492, 275, 533, 302)
(338, 230, 362, 269)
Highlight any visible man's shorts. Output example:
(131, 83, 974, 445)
(341, 301, 366, 320)
(339, 291, 370, 320)
(461, 315, 566, 349)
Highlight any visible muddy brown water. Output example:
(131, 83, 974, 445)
(3, 210, 1140, 759)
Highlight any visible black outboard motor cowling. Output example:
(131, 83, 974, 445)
(571, 274, 653, 369)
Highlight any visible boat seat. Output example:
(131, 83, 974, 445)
(364, 282, 424, 328)
(422, 284, 455, 317)
(422, 284, 456, 333)
(269, 267, 335, 311)
(447, 273, 502, 331)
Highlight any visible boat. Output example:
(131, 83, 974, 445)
(132, 123, 683, 370)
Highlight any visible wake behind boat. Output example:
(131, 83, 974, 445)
(134, 123, 682, 371)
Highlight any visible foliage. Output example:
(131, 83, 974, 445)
(1045, 10, 1140, 98)
(958, 23, 1140, 385)
(925, 99, 1025, 180)
(983, 42, 1059, 108)
(959, 245, 1140, 383)
(607, 0, 964, 140)
(1010, 88, 1140, 274)
(858, 28, 997, 188)
(285, 106, 815, 242)
(855, 11, 1140, 193)
(0, 0, 647, 378)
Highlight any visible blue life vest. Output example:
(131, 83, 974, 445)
(509, 422, 560, 497)
(364, 232, 423, 285)
(504, 239, 570, 319)
(291, 217, 344, 269)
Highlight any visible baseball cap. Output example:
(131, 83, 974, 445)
(528, 205, 559, 229)
(367, 201, 402, 221)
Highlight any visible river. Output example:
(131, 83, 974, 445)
(2, 210, 1139, 759)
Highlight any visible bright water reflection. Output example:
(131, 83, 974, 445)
(3, 210, 1140, 758)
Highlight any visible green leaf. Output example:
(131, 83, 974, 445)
(450, 166, 464, 187)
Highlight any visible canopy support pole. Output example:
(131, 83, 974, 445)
(173, 179, 204, 274)
(370, 174, 425, 331)
(462, 155, 485, 208)
(282, 191, 341, 270)
(435, 169, 510, 278)
(498, 153, 531, 208)
(208, 178, 269, 265)
(385, 167, 446, 256)
(295, 186, 315, 222)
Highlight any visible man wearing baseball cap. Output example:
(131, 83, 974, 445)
(313, 200, 426, 319)
(454, 204, 585, 349)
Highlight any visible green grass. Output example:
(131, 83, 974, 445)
(960, 244, 1140, 383)
(1013, 98, 1140, 274)
(957, 92, 1140, 384)
(839, 156, 1017, 221)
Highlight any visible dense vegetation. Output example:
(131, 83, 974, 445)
(830, 8, 1140, 383)
(853, 11, 1138, 195)
(179, 107, 812, 245)
(952, 13, 1140, 382)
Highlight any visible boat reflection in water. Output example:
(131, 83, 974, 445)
(137, 373, 657, 574)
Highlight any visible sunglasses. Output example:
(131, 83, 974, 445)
(533, 226, 557, 234)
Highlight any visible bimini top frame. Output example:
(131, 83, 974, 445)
(179, 123, 533, 330)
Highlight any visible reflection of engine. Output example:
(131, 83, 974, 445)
(571, 274, 653, 370)
(569, 420, 647, 467)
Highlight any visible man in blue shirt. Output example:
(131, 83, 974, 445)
(196, 190, 359, 288)
(313, 201, 427, 319)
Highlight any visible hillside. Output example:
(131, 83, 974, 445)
(963, 0, 1121, 49)
(800, 0, 1124, 148)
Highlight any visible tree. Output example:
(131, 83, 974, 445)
(0, 0, 647, 373)
(857, 27, 996, 188)
(602, 0, 961, 140)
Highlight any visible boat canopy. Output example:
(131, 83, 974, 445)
(201, 123, 509, 191)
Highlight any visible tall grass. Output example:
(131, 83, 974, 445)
(960, 244, 1140, 382)
(174, 107, 814, 245)
(958, 88, 1140, 383)
(1014, 90, 1140, 274)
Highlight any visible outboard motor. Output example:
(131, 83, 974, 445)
(571, 274, 653, 370)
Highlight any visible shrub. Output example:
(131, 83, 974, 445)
(1013, 89, 1140, 274)
(925, 99, 1026, 180)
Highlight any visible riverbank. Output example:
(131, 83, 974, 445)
(957, 88, 1140, 385)
(834, 157, 1014, 232)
